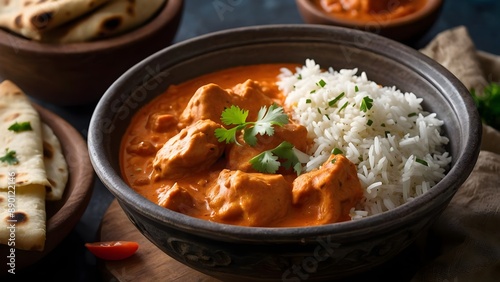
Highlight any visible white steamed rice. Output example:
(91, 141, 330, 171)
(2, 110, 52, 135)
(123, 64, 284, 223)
(277, 59, 451, 219)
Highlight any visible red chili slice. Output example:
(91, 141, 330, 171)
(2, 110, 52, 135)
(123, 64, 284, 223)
(85, 241, 139, 260)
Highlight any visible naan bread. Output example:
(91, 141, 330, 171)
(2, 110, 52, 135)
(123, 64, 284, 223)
(0, 0, 111, 40)
(0, 186, 46, 251)
(0, 0, 166, 43)
(42, 123, 68, 201)
(0, 80, 49, 251)
(40, 0, 166, 43)
(0, 80, 48, 188)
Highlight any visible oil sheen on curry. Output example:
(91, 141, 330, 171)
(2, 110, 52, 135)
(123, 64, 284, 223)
(120, 64, 364, 227)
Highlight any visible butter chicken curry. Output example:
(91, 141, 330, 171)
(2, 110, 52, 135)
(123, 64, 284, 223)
(314, 0, 427, 22)
(120, 64, 364, 227)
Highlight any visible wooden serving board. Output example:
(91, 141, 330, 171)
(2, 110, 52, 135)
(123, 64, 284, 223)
(99, 200, 220, 282)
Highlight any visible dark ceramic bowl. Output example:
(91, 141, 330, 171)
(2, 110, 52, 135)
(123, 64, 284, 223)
(296, 0, 444, 42)
(0, 0, 183, 106)
(88, 25, 481, 281)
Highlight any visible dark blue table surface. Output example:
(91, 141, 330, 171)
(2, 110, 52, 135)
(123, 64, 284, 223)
(5, 0, 499, 281)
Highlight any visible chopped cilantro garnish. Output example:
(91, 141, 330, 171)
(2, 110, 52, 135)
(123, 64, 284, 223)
(338, 101, 349, 113)
(328, 92, 345, 107)
(360, 96, 373, 112)
(8, 121, 32, 132)
(415, 158, 428, 166)
(355, 85, 359, 92)
(306, 99, 312, 104)
(317, 79, 326, 88)
(214, 104, 289, 146)
(331, 148, 343, 155)
(0, 149, 18, 165)
(408, 112, 417, 117)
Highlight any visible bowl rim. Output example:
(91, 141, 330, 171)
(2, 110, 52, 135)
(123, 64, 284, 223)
(296, 0, 444, 27)
(0, 0, 183, 55)
(89, 24, 481, 241)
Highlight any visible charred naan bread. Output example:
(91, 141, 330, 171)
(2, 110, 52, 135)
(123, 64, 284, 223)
(40, 0, 166, 43)
(0, 0, 166, 43)
(42, 123, 68, 201)
(0, 80, 69, 251)
(0, 80, 49, 251)
(0, 0, 111, 40)
(0, 186, 46, 251)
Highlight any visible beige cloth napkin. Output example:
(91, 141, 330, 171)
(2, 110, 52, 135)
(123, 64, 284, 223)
(420, 26, 489, 93)
(412, 26, 500, 282)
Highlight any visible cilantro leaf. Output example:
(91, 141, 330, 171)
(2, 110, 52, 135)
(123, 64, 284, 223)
(215, 104, 289, 147)
(8, 121, 32, 132)
(360, 96, 373, 112)
(249, 141, 303, 175)
(215, 126, 239, 144)
(220, 105, 248, 125)
(0, 149, 19, 165)
(270, 142, 299, 170)
(257, 104, 289, 127)
(249, 151, 280, 174)
(246, 104, 289, 145)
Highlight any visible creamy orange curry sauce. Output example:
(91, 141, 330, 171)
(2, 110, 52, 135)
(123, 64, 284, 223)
(120, 64, 364, 227)
(315, 0, 427, 22)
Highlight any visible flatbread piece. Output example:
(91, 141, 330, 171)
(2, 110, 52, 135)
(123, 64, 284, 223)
(0, 80, 49, 251)
(0, 0, 111, 40)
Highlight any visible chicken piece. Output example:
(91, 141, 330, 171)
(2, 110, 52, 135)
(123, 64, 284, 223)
(147, 112, 178, 133)
(152, 119, 225, 180)
(226, 122, 309, 173)
(178, 83, 234, 127)
(207, 169, 292, 227)
(292, 154, 363, 225)
(126, 139, 157, 156)
(158, 183, 195, 214)
(231, 79, 276, 121)
(178, 80, 275, 127)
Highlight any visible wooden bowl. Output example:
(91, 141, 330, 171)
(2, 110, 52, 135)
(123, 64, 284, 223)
(0, 0, 184, 106)
(0, 103, 94, 273)
(296, 0, 443, 42)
